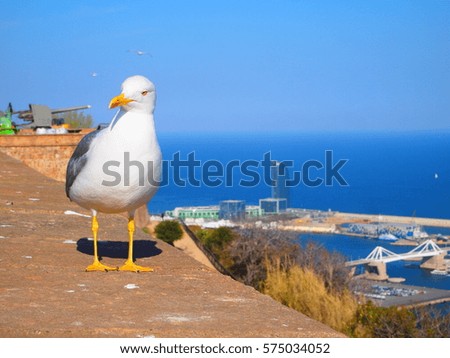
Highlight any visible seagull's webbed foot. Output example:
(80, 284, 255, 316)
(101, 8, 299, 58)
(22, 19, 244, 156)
(119, 216, 153, 272)
(86, 259, 118, 272)
(86, 214, 118, 272)
(119, 259, 153, 272)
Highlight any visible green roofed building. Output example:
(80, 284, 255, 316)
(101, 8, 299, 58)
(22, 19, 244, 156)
(166, 206, 220, 220)
(166, 204, 262, 220)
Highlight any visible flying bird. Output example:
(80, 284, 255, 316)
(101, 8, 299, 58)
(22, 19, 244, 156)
(128, 49, 152, 57)
(66, 75, 162, 272)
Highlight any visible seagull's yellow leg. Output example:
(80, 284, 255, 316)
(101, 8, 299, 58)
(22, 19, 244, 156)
(119, 217, 153, 272)
(86, 215, 118, 272)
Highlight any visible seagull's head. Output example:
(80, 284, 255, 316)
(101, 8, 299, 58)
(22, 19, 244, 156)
(109, 75, 156, 114)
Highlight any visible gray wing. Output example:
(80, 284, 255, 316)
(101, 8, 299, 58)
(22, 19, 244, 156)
(65, 129, 103, 199)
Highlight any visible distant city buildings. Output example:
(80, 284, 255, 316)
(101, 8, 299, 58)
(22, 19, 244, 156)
(259, 198, 288, 214)
(219, 200, 246, 221)
(166, 201, 261, 221)
(166, 159, 293, 221)
(166, 198, 288, 221)
(271, 161, 291, 207)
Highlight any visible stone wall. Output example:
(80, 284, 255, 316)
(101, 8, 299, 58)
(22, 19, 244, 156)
(0, 129, 93, 182)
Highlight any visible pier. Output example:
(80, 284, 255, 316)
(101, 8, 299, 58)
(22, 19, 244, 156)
(333, 212, 450, 229)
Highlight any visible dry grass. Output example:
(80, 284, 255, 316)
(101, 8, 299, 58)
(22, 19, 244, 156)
(263, 260, 358, 332)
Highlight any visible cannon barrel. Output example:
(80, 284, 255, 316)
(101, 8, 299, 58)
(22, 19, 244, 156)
(50, 105, 91, 114)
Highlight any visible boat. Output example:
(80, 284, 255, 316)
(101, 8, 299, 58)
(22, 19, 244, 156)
(378, 233, 398, 241)
(430, 269, 449, 276)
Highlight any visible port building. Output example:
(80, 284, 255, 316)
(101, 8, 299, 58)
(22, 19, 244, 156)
(259, 198, 288, 214)
(219, 200, 246, 221)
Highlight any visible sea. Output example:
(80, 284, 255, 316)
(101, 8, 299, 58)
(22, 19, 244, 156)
(148, 131, 450, 294)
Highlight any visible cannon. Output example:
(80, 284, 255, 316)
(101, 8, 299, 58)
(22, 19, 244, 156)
(13, 103, 91, 128)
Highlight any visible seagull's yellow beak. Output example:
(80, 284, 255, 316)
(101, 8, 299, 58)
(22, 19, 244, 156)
(109, 93, 134, 109)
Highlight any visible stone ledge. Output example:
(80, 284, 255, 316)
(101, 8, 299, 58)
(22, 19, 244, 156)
(0, 152, 343, 337)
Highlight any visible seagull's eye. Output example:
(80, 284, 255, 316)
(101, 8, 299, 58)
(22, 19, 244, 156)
(141, 91, 148, 96)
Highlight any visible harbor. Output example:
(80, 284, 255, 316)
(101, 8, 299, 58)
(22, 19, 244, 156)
(352, 280, 450, 309)
(165, 201, 450, 309)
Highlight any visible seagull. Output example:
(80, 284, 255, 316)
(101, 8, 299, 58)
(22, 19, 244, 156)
(128, 49, 152, 57)
(66, 75, 162, 272)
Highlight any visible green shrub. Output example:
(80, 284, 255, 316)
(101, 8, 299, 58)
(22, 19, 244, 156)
(195, 227, 234, 268)
(196, 227, 234, 251)
(154, 220, 183, 245)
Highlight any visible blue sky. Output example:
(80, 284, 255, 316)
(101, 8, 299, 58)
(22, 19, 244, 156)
(2, 0, 449, 133)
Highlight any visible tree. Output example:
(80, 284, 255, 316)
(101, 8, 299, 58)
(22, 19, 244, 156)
(196, 227, 235, 268)
(413, 306, 450, 338)
(58, 111, 93, 128)
(197, 227, 234, 251)
(226, 228, 352, 291)
(296, 240, 352, 294)
(227, 228, 299, 287)
(348, 301, 418, 337)
(154, 220, 183, 245)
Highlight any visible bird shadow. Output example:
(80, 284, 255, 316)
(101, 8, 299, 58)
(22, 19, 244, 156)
(76, 238, 162, 259)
